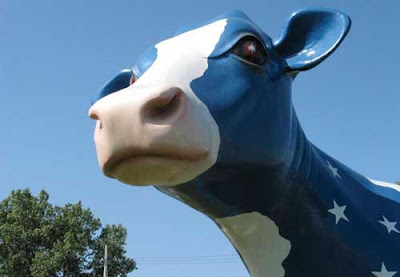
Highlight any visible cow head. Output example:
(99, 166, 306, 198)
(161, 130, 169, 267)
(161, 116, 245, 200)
(89, 8, 350, 187)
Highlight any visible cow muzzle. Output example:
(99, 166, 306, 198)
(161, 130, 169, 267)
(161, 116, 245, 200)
(88, 84, 220, 186)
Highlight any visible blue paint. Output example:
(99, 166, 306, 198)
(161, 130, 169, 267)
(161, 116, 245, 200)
(156, 9, 398, 276)
(93, 8, 399, 276)
(160, 130, 400, 275)
(274, 8, 351, 71)
(91, 69, 132, 104)
(191, 13, 290, 166)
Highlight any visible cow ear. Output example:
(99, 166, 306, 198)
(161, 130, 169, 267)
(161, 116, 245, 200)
(273, 8, 351, 72)
(91, 69, 133, 105)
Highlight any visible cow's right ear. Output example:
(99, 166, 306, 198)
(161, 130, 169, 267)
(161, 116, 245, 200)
(273, 8, 351, 72)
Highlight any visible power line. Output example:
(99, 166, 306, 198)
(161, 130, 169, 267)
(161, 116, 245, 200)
(139, 260, 241, 264)
(135, 254, 242, 268)
(137, 258, 240, 262)
(136, 254, 238, 260)
(138, 260, 241, 265)
(138, 260, 242, 268)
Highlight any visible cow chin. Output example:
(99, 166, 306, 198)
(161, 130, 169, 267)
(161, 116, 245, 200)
(106, 156, 212, 186)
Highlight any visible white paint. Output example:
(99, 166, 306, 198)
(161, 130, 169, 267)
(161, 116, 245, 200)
(378, 215, 400, 234)
(372, 263, 397, 277)
(89, 20, 227, 186)
(216, 212, 291, 277)
(328, 199, 349, 225)
(367, 178, 400, 193)
(327, 161, 341, 179)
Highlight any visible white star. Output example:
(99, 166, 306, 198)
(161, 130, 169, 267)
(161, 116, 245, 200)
(379, 216, 400, 234)
(372, 263, 397, 277)
(327, 161, 342, 179)
(328, 200, 349, 224)
(247, 43, 256, 53)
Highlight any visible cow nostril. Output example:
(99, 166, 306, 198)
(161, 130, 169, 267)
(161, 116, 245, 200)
(143, 89, 184, 124)
(149, 94, 180, 121)
(155, 94, 179, 116)
(99, 121, 103, 129)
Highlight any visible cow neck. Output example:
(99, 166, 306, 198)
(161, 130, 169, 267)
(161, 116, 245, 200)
(156, 116, 378, 277)
(156, 114, 314, 220)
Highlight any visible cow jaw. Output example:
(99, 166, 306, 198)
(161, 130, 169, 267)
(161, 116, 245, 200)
(89, 19, 227, 186)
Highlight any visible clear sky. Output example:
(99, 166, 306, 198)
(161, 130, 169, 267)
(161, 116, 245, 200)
(1, 0, 399, 276)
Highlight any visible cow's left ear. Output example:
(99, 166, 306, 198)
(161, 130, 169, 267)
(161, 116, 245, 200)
(273, 8, 351, 72)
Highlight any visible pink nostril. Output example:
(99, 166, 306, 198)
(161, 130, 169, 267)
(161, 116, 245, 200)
(142, 87, 186, 124)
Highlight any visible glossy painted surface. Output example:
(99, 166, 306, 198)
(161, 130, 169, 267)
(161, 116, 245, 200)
(90, 8, 400, 277)
(91, 69, 132, 104)
(90, 20, 225, 186)
(274, 9, 351, 71)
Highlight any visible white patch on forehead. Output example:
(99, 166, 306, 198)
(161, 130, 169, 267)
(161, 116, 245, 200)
(136, 19, 227, 87)
(216, 212, 291, 277)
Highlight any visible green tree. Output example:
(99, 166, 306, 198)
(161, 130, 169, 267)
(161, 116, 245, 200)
(0, 189, 136, 277)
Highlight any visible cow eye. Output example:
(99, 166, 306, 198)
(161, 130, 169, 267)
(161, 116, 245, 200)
(233, 36, 267, 66)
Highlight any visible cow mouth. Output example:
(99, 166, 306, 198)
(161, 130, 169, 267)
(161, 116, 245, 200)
(103, 148, 208, 177)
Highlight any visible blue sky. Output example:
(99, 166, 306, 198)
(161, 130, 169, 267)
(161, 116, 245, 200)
(1, 0, 399, 276)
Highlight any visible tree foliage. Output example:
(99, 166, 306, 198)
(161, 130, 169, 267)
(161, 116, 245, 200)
(0, 189, 136, 276)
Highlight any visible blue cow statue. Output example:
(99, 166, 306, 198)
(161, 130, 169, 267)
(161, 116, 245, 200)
(89, 8, 400, 277)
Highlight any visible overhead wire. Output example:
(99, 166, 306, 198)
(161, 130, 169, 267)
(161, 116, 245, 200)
(135, 254, 243, 268)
